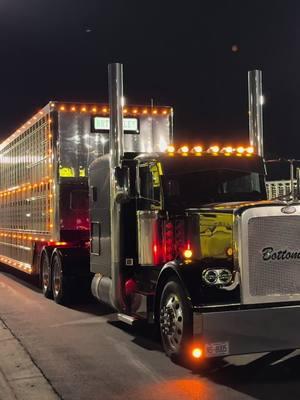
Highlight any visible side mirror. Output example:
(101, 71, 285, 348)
(115, 166, 130, 203)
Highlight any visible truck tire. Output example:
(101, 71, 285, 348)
(51, 253, 71, 305)
(159, 278, 192, 359)
(41, 252, 52, 299)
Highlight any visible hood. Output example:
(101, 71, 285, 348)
(186, 199, 280, 214)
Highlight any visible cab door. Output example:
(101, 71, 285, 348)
(137, 161, 164, 266)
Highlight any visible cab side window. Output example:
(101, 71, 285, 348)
(139, 162, 162, 210)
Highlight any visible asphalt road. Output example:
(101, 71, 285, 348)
(1, 268, 300, 400)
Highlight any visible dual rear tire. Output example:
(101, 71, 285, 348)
(41, 252, 70, 305)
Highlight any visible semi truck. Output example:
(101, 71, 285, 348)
(2, 64, 300, 362)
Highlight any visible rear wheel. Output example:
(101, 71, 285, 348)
(159, 278, 192, 359)
(51, 254, 71, 305)
(41, 253, 52, 299)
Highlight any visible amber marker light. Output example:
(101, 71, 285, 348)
(192, 347, 203, 359)
(226, 247, 233, 257)
(60, 106, 65, 111)
(179, 146, 189, 156)
(184, 248, 193, 259)
(221, 146, 233, 156)
(236, 146, 245, 156)
(208, 145, 220, 155)
(166, 145, 176, 154)
(192, 146, 203, 155)
(246, 146, 254, 156)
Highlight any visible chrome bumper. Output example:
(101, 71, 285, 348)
(193, 305, 300, 358)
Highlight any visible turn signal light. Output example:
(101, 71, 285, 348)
(183, 248, 193, 259)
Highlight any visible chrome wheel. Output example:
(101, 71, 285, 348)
(41, 253, 52, 298)
(52, 256, 62, 299)
(160, 292, 184, 354)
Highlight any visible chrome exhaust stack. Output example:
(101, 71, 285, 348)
(248, 70, 264, 157)
(91, 63, 126, 312)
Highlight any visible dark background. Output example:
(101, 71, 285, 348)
(0, 0, 299, 160)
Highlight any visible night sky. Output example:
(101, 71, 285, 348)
(0, 0, 299, 159)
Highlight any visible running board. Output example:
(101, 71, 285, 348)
(117, 313, 139, 326)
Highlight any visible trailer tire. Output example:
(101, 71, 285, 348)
(159, 277, 192, 359)
(41, 252, 52, 299)
(51, 253, 71, 305)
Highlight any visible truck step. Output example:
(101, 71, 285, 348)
(117, 313, 139, 326)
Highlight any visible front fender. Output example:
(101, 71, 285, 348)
(155, 261, 203, 313)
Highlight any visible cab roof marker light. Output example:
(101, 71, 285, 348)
(191, 146, 203, 155)
(236, 146, 245, 155)
(179, 146, 189, 156)
(207, 145, 220, 155)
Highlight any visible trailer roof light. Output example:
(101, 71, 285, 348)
(192, 347, 203, 359)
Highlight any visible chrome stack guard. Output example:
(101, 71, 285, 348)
(193, 305, 300, 358)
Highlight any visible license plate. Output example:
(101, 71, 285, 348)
(205, 341, 230, 357)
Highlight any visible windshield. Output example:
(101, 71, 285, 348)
(163, 169, 266, 209)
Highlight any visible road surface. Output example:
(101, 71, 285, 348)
(1, 267, 300, 400)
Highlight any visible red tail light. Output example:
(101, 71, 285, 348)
(165, 222, 174, 261)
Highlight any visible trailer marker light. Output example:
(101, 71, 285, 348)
(192, 347, 203, 359)
(60, 106, 65, 111)
(54, 242, 67, 246)
(152, 109, 158, 114)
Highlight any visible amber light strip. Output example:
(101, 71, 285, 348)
(0, 231, 51, 242)
(0, 255, 32, 273)
(57, 103, 171, 116)
(0, 177, 54, 197)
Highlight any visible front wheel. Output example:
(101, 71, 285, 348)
(51, 254, 71, 305)
(159, 278, 192, 359)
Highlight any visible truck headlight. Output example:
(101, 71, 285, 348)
(202, 268, 233, 286)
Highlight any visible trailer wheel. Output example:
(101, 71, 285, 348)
(41, 252, 52, 299)
(159, 278, 192, 359)
(51, 253, 70, 305)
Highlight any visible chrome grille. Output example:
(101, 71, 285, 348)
(240, 207, 300, 304)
